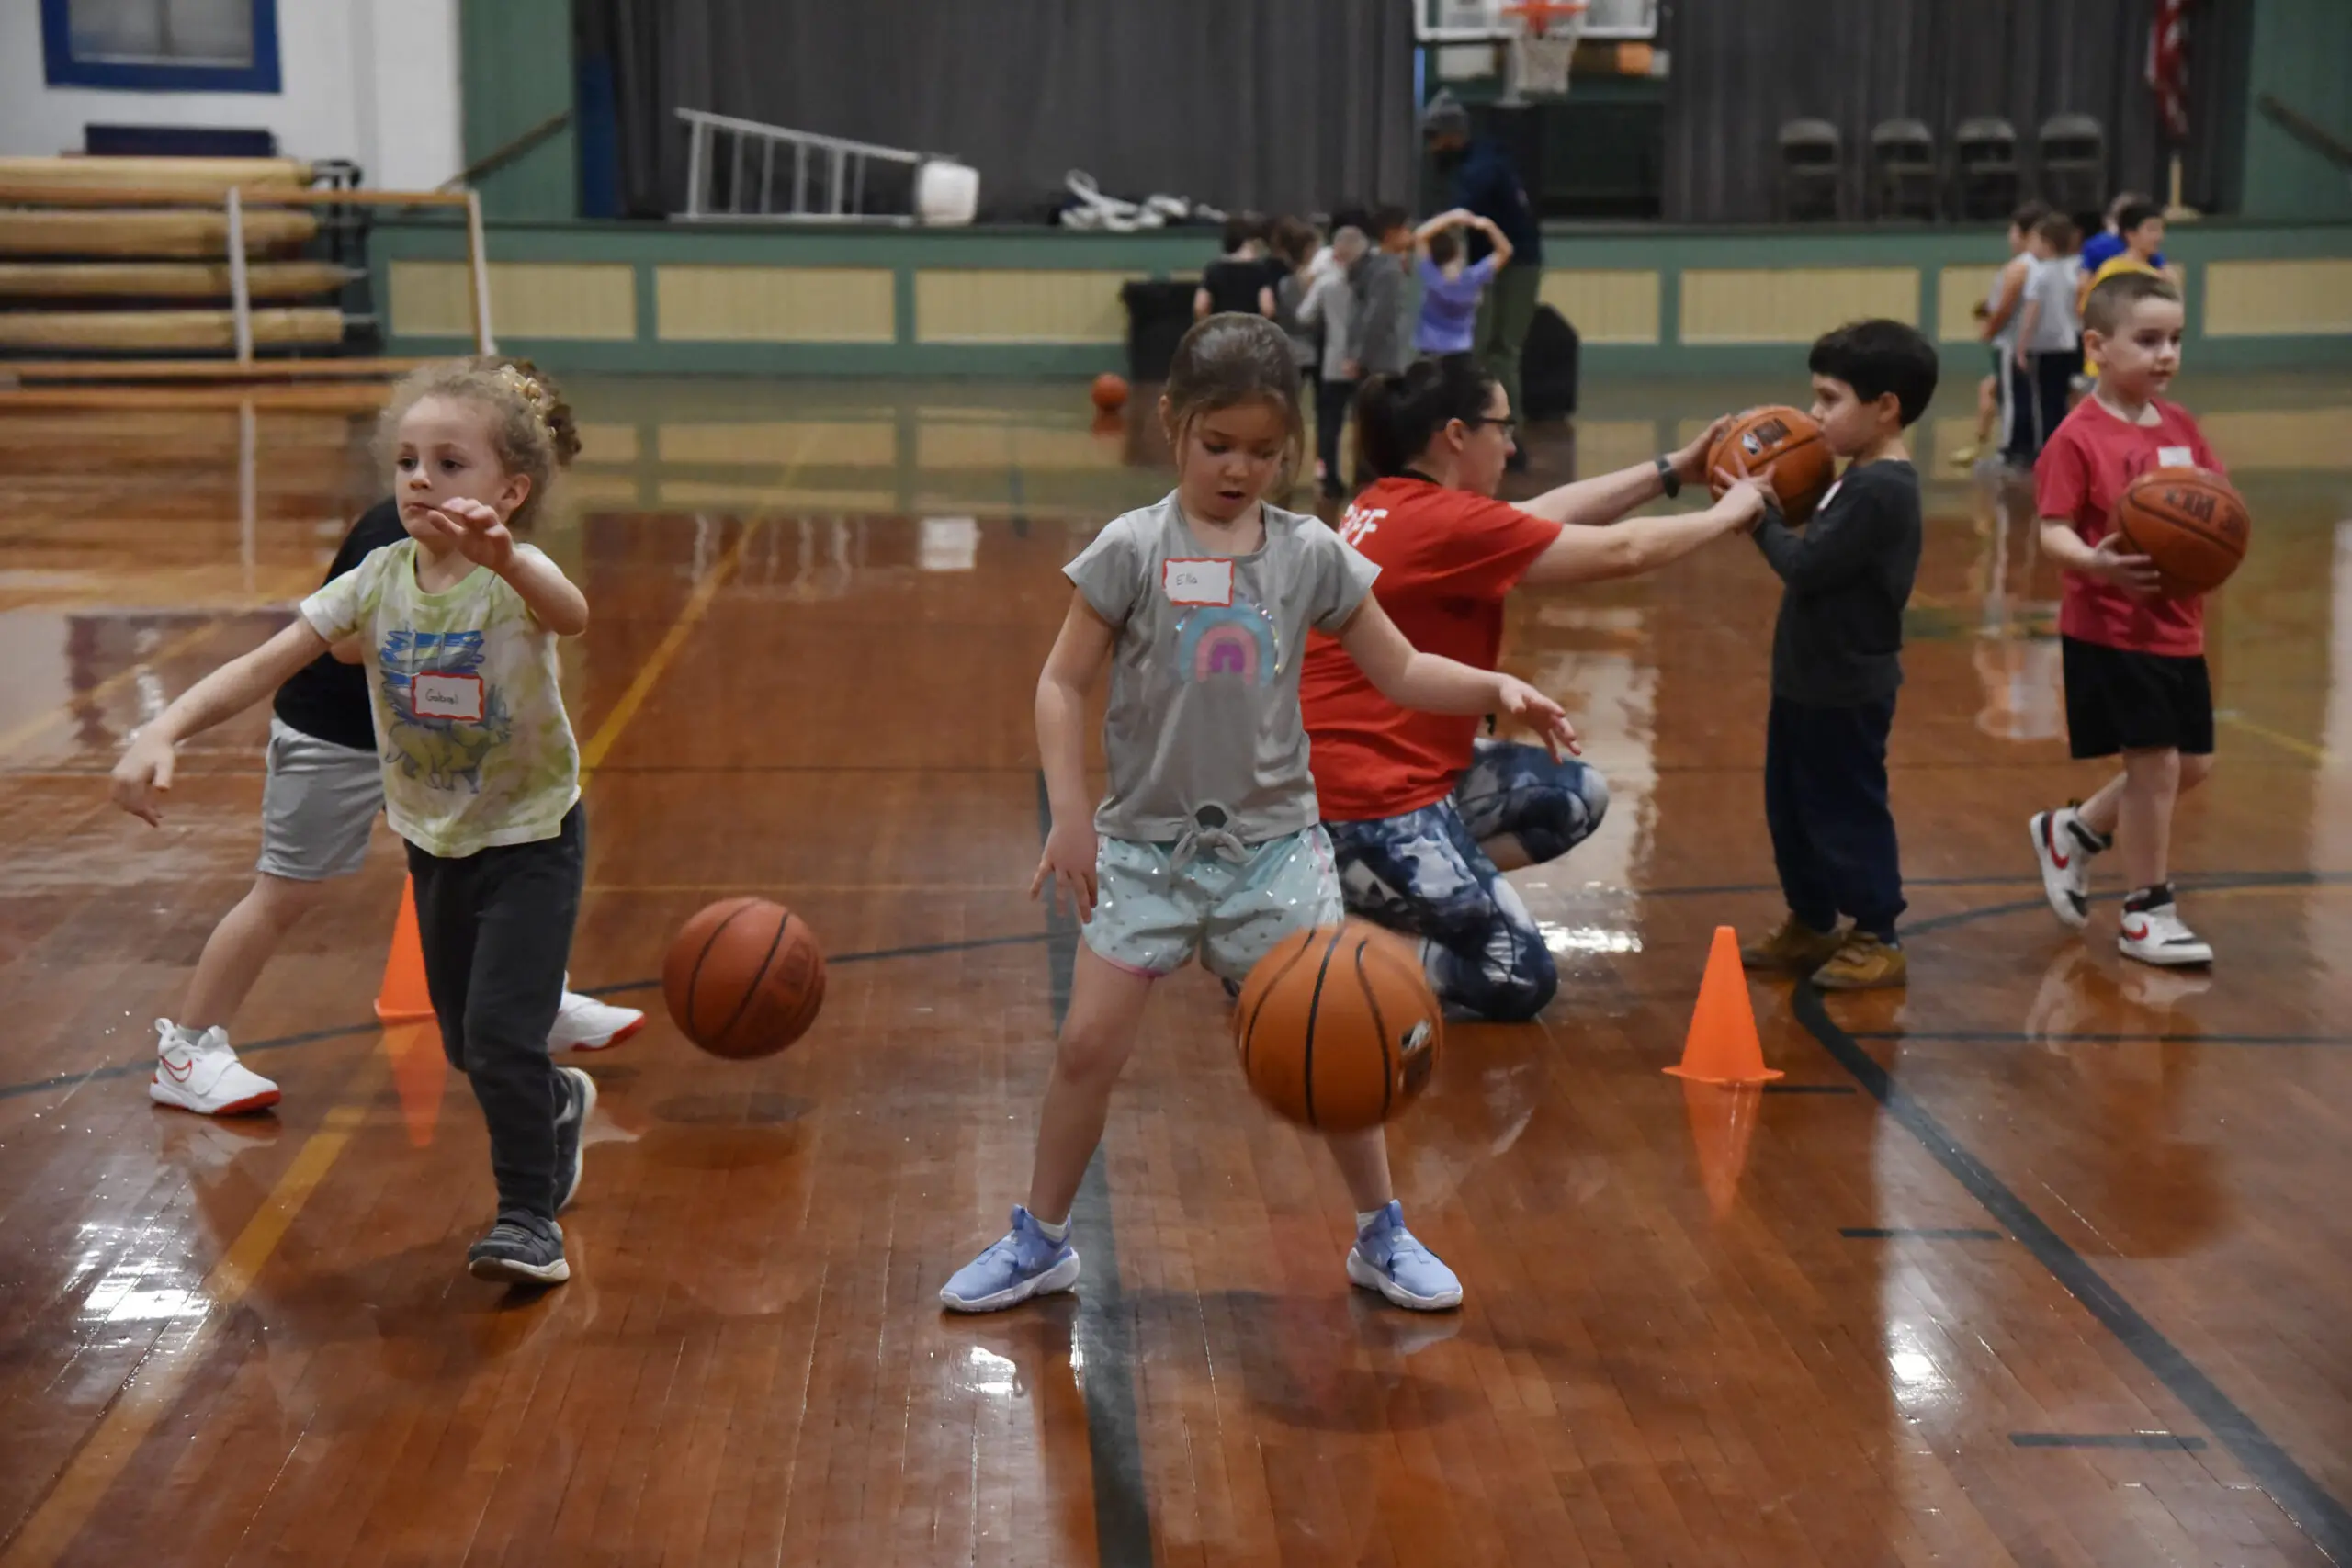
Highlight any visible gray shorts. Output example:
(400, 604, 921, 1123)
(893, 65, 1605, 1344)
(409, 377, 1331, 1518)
(258, 718, 383, 881)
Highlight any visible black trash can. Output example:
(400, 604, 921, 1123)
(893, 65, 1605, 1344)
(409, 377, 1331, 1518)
(1121, 279, 1197, 384)
(1521, 304, 1580, 421)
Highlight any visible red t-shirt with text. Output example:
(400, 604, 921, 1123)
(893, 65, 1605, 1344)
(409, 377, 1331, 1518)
(2035, 396, 2222, 658)
(1301, 477, 1562, 819)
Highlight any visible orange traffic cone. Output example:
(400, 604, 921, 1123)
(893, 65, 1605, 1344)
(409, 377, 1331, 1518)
(1664, 925, 1782, 1084)
(374, 876, 436, 1024)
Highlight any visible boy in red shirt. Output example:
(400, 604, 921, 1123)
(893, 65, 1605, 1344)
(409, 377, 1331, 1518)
(2029, 272, 2221, 966)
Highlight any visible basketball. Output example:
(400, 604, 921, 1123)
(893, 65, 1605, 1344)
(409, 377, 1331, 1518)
(1091, 372, 1129, 412)
(1233, 921, 1443, 1133)
(1708, 404, 1837, 523)
(662, 897, 826, 1059)
(2115, 467, 2250, 597)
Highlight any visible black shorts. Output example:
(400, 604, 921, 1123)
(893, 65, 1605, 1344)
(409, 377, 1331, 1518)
(2061, 636, 2214, 760)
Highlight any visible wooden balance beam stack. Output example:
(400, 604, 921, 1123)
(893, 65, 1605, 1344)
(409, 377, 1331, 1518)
(0, 156, 493, 400)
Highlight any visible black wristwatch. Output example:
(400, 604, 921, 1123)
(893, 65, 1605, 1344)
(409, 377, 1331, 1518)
(1655, 454, 1681, 498)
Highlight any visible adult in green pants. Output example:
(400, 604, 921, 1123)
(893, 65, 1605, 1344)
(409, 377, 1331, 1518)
(1424, 94, 1544, 469)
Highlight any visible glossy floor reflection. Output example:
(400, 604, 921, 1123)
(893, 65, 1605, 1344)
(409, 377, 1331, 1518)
(0, 373, 2346, 1566)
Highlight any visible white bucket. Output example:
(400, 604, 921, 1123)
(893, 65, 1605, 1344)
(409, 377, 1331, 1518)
(916, 160, 979, 226)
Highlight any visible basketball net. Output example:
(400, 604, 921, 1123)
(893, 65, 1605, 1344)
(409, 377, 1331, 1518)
(1498, 0, 1586, 102)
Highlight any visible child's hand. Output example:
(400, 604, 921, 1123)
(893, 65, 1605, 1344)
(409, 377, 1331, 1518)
(2087, 532, 2163, 599)
(1713, 443, 1779, 509)
(1713, 479, 1770, 531)
(1030, 819, 1100, 923)
(111, 731, 176, 826)
(417, 497, 516, 572)
(1670, 415, 1731, 488)
(1494, 676, 1580, 761)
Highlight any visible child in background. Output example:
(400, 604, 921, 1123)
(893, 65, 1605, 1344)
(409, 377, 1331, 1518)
(1737, 321, 1940, 990)
(2030, 273, 2222, 968)
(1956, 201, 2047, 468)
(2076, 199, 2168, 333)
(2008, 211, 2083, 465)
(2077, 191, 2167, 277)
(1195, 213, 1276, 321)
(1269, 216, 1323, 392)
(1349, 205, 1416, 385)
(142, 486, 641, 1118)
(1412, 208, 1513, 358)
(113, 358, 601, 1287)
(939, 313, 1577, 1316)
(1301, 225, 1369, 500)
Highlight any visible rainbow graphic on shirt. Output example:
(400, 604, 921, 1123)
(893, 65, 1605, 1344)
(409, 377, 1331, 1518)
(1176, 599, 1279, 685)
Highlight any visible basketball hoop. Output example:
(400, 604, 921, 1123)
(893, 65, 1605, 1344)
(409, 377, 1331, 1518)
(1498, 0, 1587, 101)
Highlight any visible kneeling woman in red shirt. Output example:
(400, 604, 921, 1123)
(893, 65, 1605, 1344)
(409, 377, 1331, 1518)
(1301, 357, 1766, 1020)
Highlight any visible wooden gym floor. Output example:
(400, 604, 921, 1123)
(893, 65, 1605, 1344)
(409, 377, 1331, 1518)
(0, 373, 2347, 1567)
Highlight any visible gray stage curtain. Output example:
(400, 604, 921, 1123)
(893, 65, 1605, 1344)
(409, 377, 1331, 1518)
(580, 0, 1420, 224)
(1662, 0, 2255, 222)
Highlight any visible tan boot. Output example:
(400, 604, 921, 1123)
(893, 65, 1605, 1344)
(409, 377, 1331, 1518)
(1812, 932, 1908, 991)
(1739, 915, 1844, 975)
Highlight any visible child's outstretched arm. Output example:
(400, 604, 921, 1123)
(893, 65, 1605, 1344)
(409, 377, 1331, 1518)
(111, 620, 332, 825)
(1335, 596, 1579, 760)
(1031, 591, 1116, 921)
(415, 498, 589, 635)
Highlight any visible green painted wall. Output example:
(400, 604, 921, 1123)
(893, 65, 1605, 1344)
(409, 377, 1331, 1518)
(459, 0, 577, 221)
(371, 216, 2352, 378)
(2240, 0, 2352, 220)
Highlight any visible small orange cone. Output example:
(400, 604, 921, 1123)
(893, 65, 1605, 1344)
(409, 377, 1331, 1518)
(374, 876, 436, 1024)
(1664, 925, 1783, 1084)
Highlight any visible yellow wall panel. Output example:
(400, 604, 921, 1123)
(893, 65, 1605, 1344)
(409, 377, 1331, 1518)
(387, 260, 637, 340)
(2199, 407, 2352, 469)
(1538, 271, 1660, 344)
(2203, 259, 2352, 336)
(1680, 267, 1919, 344)
(918, 422, 1118, 471)
(572, 423, 639, 463)
(1577, 420, 1663, 476)
(915, 270, 1139, 344)
(657, 421, 896, 467)
(1937, 263, 2004, 342)
(654, 265, 894, 343)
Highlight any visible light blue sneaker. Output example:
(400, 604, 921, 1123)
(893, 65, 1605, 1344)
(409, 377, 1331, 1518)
(939, 1206, 1081, 1313)
(1346, 1201, 1463, 1311)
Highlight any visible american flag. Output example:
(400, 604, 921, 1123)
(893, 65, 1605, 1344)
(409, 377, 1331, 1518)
(2147, 0, 2190, 142)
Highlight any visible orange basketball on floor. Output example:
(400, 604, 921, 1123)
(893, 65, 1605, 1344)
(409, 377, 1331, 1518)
(2116, 467, 2250, 597)
(1233, 922, 1442, 1133)
(1091, 372, 1129, 412)
(1708, 404, 1837, 524)
(662, 897, 826, 1059)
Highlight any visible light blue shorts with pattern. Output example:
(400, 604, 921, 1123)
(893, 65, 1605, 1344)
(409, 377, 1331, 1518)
(1084, 826, 1342, 983)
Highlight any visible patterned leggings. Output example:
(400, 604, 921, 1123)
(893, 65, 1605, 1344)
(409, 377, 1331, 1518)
(1324, 740, 1609, 1022)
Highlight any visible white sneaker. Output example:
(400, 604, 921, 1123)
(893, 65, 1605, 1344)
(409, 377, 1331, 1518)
(2118, 904, 2213, 968)
(2029, 806, 2100, 930)
(547, 990, 645, 1052)
(150, 1020, 281, 1116)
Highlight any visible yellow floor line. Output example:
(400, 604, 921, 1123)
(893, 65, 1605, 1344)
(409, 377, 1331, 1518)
(0, 525, 753, 1567)
(2218, 711, 2332, 765)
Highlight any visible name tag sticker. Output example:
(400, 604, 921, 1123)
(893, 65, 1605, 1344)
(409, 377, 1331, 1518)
(413, 671, 485, 723)
(1163, 558, 1234, 606)
(2157, 446, 2194, 468)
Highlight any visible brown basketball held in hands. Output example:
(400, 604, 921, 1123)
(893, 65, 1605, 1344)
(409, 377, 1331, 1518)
(2115, 466, 2250, 597)
(662, 897, 826, 1059)
(1233, 921, 1443, 1133)
(1708, 404, 1837, 524)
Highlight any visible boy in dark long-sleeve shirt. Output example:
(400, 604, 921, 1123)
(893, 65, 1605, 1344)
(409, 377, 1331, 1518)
(1736, 320, 1940, 990)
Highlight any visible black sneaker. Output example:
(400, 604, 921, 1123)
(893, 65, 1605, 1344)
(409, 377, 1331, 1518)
(467, 1210, 568, 1285)
(553, 1065, 595, 1213)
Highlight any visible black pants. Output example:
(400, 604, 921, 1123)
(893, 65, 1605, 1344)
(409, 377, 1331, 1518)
(1315, 376, 1358, 493)
(1764, 697, 1905, 941)
(2002, 350, 2075, 465)
(407, 804, 584, 1219)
